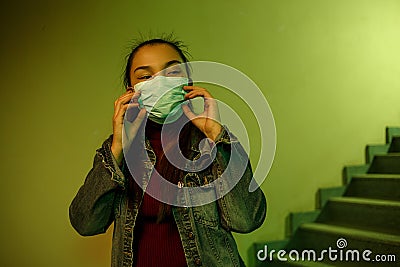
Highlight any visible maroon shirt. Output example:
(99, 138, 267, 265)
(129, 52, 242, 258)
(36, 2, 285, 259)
(134, 122, 187, 267)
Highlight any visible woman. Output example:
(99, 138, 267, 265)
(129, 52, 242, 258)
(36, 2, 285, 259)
(69, 36, 266, 267)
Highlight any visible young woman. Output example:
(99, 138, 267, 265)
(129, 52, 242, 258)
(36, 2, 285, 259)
(69, 36, 266, 267)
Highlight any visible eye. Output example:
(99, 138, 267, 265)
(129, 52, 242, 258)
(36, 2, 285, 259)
(166, 66, 183, 76)
(138, 75, 152, 80)
(167, 70, 181, 76)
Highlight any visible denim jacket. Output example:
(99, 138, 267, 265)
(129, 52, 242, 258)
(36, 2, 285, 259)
(69, 126, 267, 267)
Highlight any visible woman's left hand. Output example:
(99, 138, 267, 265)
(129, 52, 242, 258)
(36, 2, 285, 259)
(182, 85, 222, 141)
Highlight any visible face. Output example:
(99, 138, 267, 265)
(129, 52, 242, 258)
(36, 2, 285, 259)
(129, 44, 187, 89)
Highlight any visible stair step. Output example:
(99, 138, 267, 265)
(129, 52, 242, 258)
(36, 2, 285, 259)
(389, 136, 400, 153)
(315, 197, 400, 235)
(342, 164, 370, 184)
(367, 153, 400, 174)
(287, 211, 320, 237)
(344, 174, 400, 201)
(317, 186, 346, 209)
(365, 144, 389, 164)
(287, 223, 400, 258)
(386, 127, 400, 144)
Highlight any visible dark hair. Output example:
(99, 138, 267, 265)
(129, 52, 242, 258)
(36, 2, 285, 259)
(123, 35, 192, 88)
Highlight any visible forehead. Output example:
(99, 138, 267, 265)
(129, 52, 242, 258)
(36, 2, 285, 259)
(131, 44, 183, 68)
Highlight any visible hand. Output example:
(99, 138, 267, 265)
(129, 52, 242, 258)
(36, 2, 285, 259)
(182, 85, 222, 141)
(111, 88, 146, 165)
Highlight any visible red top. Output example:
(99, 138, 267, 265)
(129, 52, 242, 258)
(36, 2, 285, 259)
(134, 122, 187, 267)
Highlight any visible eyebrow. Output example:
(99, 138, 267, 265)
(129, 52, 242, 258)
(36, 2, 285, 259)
(133, 60, 183, 73)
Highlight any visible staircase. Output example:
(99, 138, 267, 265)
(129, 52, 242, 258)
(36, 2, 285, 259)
(249, 127, 400, 267)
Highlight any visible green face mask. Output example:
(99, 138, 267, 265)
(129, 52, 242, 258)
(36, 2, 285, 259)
(134, 76, 189, 124)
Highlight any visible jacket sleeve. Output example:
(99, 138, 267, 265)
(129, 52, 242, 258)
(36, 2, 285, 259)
(212, 127, 267, 233)
(69, 135, 126, 236)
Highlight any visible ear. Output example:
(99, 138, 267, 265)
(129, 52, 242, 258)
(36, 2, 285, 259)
(126, 86, 134, 92)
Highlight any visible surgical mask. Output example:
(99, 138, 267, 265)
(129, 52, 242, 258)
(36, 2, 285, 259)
(134, 75, 189, 124)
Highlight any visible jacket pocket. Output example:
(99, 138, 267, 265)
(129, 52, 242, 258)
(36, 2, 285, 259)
(192, 202, 219, 228)
(185, 178, 220, 228)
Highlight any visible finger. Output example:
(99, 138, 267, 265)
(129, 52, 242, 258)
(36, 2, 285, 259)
(115, 91, 135, 104)
(183, 86, 213, 96)
(123, 109, 147, 143)
(130, 90, 141, 103)
(125, 105, 146, 123)
(124, 102, 142, 112)
(116, 102, 139, 120)
(183, 85, 207, 91)
(126, 86, 135, 93)
(114, 98, 132, 120)
(115, 103, 129, 120)
(127, 102, 140, 110)
(204, 97, 220, 117)
(182, 104, 197, 121)
(114, 92, 135, 107)
(184, 90, 212, 99)
(136, 108, 147, 121)
(125, 105, 139, 122)
(203, 96, 218, 108)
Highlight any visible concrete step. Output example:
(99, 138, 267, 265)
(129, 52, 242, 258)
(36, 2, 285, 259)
(316, 186, 346, 209)
(286, 223, 400, 261)
(342, 164, 369, 184)
(367, 153, 400, 174)
(315, 197, 400, 235)
(386, 127, 400, 144)
(287, 211, 320, 237)
(344, 174, 400, 201)
(365, 144, 389, 164)
(389, 136, 400, 153)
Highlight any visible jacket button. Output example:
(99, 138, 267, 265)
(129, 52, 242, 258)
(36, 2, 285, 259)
(194, 258, 202, 266)
(188, 232, 194, 239)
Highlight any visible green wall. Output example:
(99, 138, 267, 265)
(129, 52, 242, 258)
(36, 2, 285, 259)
(1, 0, 399, 266)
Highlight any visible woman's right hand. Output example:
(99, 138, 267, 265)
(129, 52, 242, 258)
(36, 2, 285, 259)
(111, 88, 147, 165)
